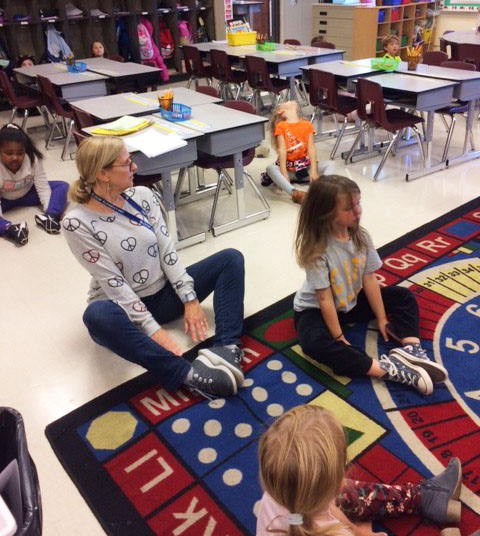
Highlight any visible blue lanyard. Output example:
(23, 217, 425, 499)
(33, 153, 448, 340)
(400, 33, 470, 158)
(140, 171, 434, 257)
(91, 191, 155, 233)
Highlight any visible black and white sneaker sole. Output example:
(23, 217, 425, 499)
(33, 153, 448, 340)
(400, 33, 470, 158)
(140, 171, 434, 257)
(390, 347, 448, 383)
(199, 348, 245, 387)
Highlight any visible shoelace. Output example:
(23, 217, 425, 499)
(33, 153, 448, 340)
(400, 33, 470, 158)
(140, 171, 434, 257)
(380, 356, 418, 386)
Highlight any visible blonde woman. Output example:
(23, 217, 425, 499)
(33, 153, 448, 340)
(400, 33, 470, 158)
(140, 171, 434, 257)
(257, 404, 462, 535)
(63, 137, 245, 399)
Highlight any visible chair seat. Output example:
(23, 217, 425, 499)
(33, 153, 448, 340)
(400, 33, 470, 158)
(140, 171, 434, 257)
(195, 148, 255, 170)
(368, 108, 424, 133)
(201, 65, 214, 78)
(15, 95, 43, 108)
(230, 69, 247, 84)
(436, 102, 469, 115)
(269, 77, 290, 93)
(336, 94, 358, 115)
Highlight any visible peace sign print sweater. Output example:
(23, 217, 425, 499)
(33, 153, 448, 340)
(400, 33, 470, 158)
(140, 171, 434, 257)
(63, 186, 196, 337)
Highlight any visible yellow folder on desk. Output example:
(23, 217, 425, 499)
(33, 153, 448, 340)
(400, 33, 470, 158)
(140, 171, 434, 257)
(91, 116, 152, 136)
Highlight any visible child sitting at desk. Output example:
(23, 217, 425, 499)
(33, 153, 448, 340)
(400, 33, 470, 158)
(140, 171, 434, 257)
(383, 34, 401, 61)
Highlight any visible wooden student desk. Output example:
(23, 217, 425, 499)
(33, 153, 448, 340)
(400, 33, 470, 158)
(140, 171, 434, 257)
(82, 101, 269, 243)
(14, 65, 108, 100)
(191, 41, 344, 99)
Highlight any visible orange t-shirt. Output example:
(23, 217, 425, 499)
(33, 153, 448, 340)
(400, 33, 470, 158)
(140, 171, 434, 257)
(274, 120, 314, 171)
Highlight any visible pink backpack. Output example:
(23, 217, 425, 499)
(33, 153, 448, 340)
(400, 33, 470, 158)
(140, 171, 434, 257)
(137, 20, 154, 60)
(178, 21, 193, 46)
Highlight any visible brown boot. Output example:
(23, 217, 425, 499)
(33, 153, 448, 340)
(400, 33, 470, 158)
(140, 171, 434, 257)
(291, 189, 306, 204)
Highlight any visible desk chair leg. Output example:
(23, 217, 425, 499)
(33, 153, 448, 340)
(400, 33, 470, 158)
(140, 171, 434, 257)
(373, 131, 397, 181)
(440, 114, 450, 133)
(244, 170, 270, 212)
(61, 119, 74, 161)
(186, 75, 195, 89)
(209, 170, 226, 230)
(344, 122, 367, 164)
(442, 115, 456, 162)
(174, 167, 187, 202)
(330, 117, 348, 159)
(20, 109, 29, 131)
(413, 126, 426, 164)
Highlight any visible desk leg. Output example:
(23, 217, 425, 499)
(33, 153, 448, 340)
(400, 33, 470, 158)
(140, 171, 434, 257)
(211, 151, 270, 236)
(446, 99, 480, 168)
(406, 110, 447, 181)
(163, 171, 206, 250)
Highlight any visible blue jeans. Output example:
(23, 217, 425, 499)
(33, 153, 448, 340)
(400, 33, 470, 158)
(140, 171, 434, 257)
(83, 249, 245, 392)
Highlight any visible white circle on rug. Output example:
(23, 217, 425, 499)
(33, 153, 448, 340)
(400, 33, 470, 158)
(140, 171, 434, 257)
(253, 500, 261, 518)
(252, 386, 268, 402)
(282, 371, 297, 384)
(243, 378, 254, 387)
(267, 360, 283, 371)
(267, 403, 284, 417)
(297, 384, 313, 396)
(235, 423, 253, 438)
(223, 468, 243, 486)
(204, 419, 222, 437)
(198, 447, 217, 464)
(208, 399, 225, 409)
(172, 418, 190, 434)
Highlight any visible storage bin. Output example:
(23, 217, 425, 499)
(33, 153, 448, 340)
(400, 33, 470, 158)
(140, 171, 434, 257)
(378, 10, 385, 22)
(227, 31, 256, 46)
(401, 0, 411, 4)
(160, 103, 192, 122)
(67, 61, 87, 73)
(256, 41, 275, 51)
(376, 38, 383, 52)
(382, 0, 401, 5)
(401, 35, 408, 46)
(371, 56, 400, 71)
(391, 8, 401, 21)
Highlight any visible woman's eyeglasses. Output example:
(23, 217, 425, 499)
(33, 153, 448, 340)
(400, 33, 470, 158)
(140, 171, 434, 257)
(109, 159, 135, 171)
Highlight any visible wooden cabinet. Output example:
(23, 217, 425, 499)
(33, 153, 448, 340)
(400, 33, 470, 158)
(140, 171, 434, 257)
(312, 2, 439, 60)
(0, 0, 216, 80)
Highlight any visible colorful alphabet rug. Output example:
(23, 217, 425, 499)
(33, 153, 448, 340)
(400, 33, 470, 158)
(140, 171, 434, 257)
(46, 197, 480, 536)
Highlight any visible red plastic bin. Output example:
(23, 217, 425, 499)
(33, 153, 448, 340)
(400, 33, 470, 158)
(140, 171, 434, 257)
(391, 8, 401, 21)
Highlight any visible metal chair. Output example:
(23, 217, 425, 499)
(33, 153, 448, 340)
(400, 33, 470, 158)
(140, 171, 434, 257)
(308, 69, 358, 158)
(311, 37, 336, 49)
(422, 51, 448, 66)
(37, 75, 74, 161)
(244, 55, 289, 112)
(0, 70, 46, 131)
(284, 39, 301, 46)
(71, 107, 96, 129)
(196, 85, 220, 98)
(209, 48, 246, 100)
(436, 60, 476, 162)
(345, 77, 425, 181)
(183, 45, 213, 88)
(193, 100, 269, 231)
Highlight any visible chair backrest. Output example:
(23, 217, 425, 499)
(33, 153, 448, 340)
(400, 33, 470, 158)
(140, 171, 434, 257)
(183, 45, 207, 77)
(455, 43, 480, 70)
(0, 70, 18, 107)
(440, 60, 476, 71)
(307, 69, 336, 109)
(422, 51, 448, 66)
(71, 106, 96, 128)
(109, 54, 124, 62)
(37, 75, 72, 118)
(244, 55, 270, 91)
(72, 127, 88, 148)
(284, 39, 301, 46)
(210, 48, 230, 82)
(196, 85, 220, 98)
(356, 78, 386, 125)
(223, 99, 256, 115)
(439, 38, 448, 54)
(311, 37, 336, 49)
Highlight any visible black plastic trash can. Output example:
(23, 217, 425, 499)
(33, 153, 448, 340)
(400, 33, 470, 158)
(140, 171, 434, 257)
(0, 408, 42, 535)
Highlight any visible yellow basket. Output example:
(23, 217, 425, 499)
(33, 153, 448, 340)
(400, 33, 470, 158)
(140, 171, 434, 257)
(227, 31, 257, 46)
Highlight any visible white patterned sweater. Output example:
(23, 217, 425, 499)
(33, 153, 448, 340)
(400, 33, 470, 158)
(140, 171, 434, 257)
(62, 186, 196, 336)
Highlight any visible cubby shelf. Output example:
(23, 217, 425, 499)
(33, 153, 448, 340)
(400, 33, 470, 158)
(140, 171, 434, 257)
(0, 0, 215, 80)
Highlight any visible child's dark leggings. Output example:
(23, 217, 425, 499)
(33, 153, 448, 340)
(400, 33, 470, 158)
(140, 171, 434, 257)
(337, 478, 421, 520)
(294, 286, 420, 377)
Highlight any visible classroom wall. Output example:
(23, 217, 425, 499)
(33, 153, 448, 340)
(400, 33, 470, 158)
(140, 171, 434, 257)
(434, 11, 476, 48)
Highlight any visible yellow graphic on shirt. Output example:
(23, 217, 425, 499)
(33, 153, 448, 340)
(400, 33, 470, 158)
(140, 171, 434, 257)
(330, 254, 366, 310)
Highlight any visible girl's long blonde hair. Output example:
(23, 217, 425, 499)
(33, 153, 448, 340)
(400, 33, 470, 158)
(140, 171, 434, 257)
(69, 137, 124, 204)
(294, 176, 368, 270)
(258, 405, 348, 536)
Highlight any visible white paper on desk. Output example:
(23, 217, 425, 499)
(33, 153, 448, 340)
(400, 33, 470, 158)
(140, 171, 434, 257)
(124, 129, 187, 158)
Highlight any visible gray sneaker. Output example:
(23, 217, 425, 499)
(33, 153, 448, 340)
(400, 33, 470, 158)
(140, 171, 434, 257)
(198, 345, 244, 387)
(187, 356, 237, 400)
(390, 344, 448, 383)
(420, 457, 462, 524)
(379, 353, 433, 395)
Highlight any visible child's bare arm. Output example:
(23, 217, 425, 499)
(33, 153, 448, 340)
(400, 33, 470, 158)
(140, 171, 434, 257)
(362, 272, 388, 341)
(307, 132, 319, 181)
(276, 134, 289, 180)
(316, 287, 350, 345)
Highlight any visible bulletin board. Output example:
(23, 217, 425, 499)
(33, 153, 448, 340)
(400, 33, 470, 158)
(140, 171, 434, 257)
(443, 0, 480, 11)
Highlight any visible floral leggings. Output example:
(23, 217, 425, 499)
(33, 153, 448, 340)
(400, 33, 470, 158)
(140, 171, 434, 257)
(337, 479, 421, 521)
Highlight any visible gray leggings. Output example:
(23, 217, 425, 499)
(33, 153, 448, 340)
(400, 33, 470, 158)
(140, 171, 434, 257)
(265, 160, 336, 195)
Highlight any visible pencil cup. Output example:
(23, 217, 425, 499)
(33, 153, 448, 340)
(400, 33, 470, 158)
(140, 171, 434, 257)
(407, 56, 420, 71)
(158, 95, 173, 111)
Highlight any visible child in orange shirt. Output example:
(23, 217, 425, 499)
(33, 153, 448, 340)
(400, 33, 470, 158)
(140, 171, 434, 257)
(262, 101, 335, 204)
